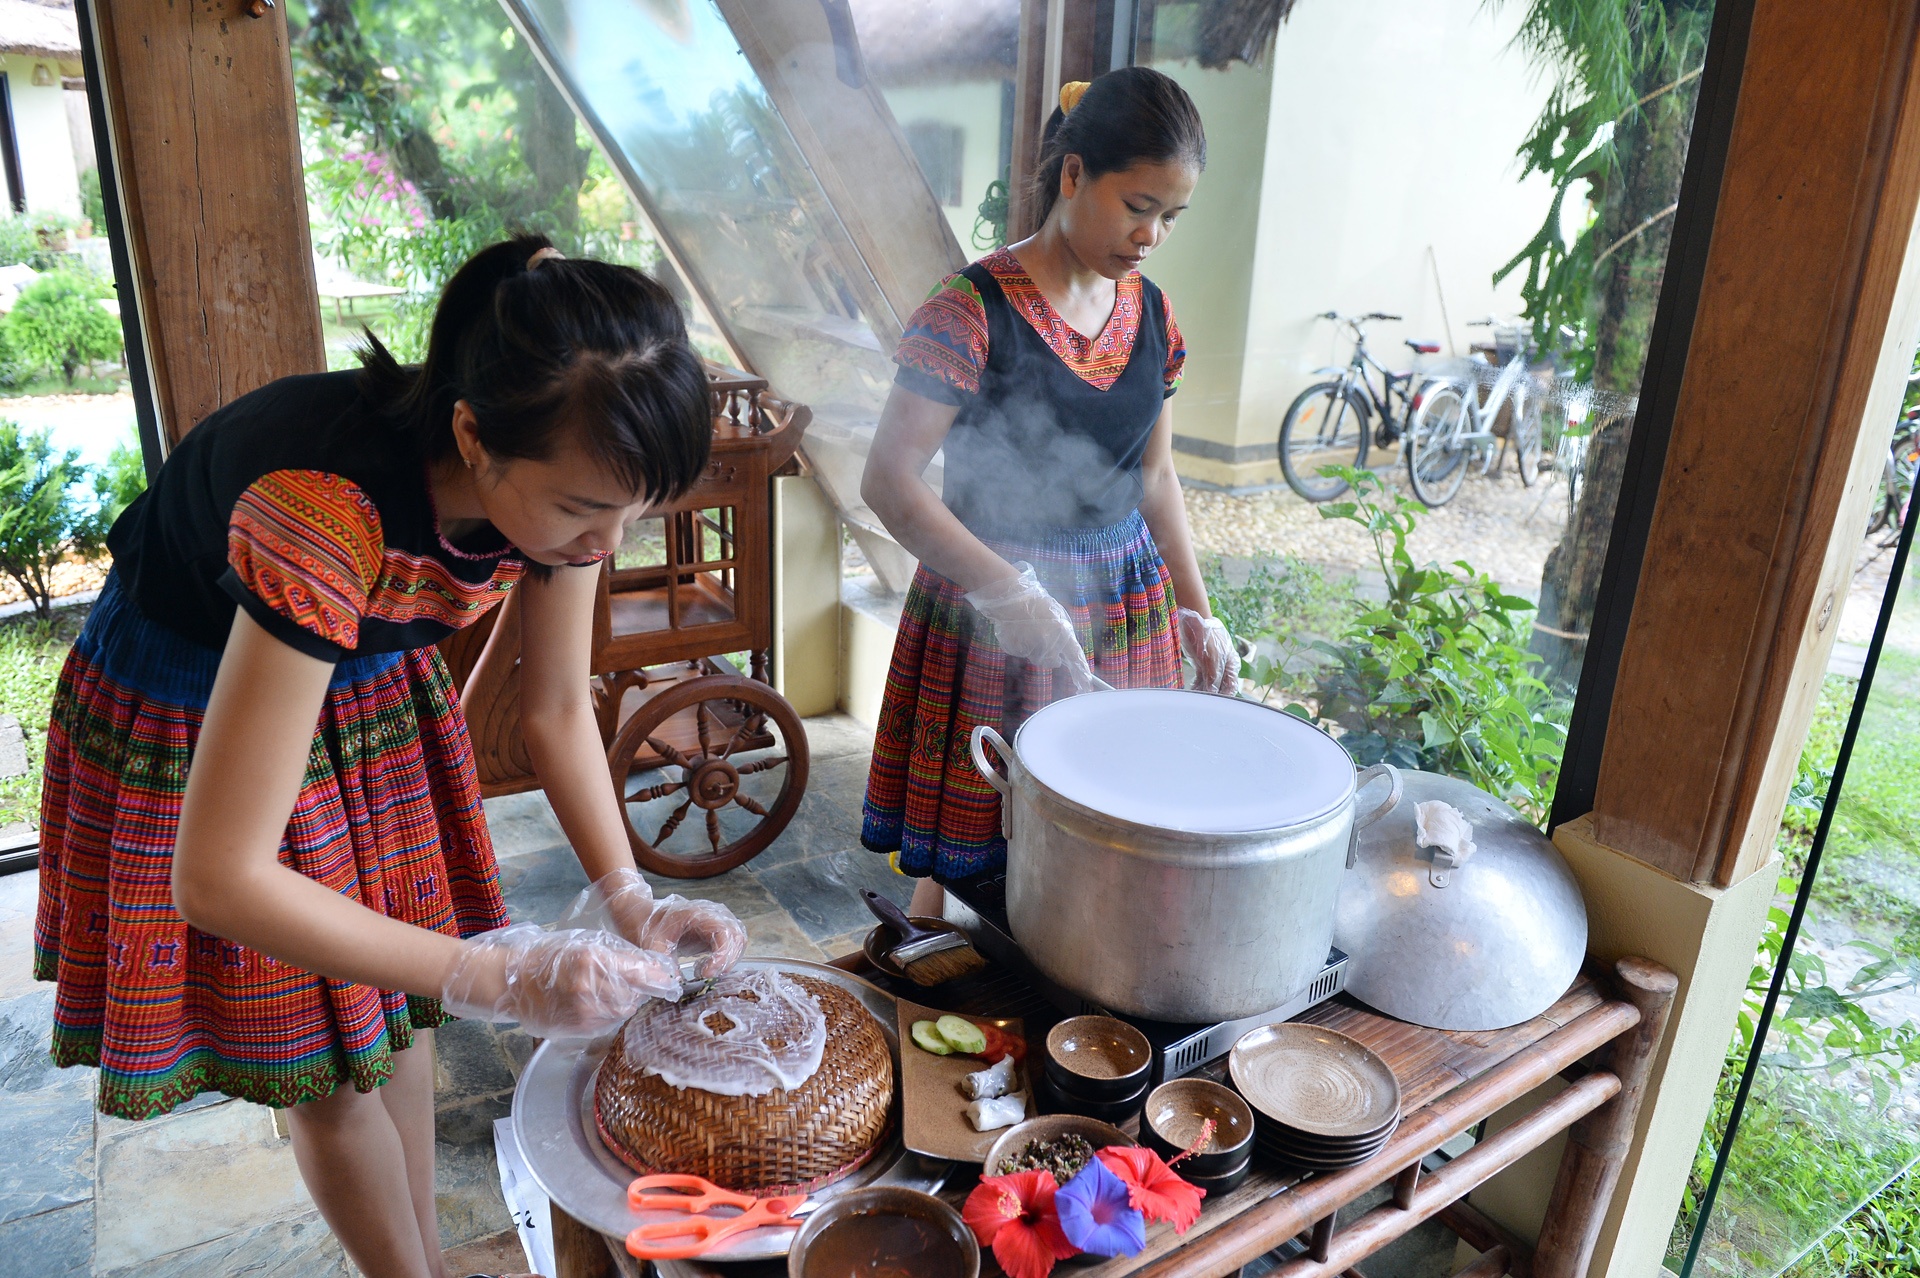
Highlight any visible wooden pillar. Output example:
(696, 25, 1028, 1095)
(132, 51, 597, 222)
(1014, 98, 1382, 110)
(84, 0, 324, 448)
(1588, 0, 1920, 885)
(1008, 0, 1100, 241)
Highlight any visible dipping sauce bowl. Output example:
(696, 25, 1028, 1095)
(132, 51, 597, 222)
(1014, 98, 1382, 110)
(1140, 1078, 1256, 1177)
(787, 1187, 978, 1278)
(1044, 1015, 1152, 1101)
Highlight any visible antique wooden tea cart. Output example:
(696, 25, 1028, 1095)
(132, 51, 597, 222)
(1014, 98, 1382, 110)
(440, 368, 812, 878)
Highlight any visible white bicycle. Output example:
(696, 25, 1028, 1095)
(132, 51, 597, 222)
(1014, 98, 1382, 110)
(1404, 320, 1546, 507)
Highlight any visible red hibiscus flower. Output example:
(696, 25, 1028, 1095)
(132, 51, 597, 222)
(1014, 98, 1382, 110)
(1096, 1145, 1207, 1235)
(963, 1170, 1077, 1278)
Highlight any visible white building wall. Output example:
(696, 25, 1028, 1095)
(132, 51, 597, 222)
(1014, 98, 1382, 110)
(3, 53, 83, 218)
(1145, 0, 1560, 486)
(877, 79, 1007, 261)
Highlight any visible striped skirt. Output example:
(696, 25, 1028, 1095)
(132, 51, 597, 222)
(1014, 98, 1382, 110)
(861, 511, 1182, 883)
(32, 574, 509, 1120)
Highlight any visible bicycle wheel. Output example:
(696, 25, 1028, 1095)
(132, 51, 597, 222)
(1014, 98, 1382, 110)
(1406, 383, 1471, 506)
(1514, 399, 1544, 486)
(1278, 381, 1371, 502)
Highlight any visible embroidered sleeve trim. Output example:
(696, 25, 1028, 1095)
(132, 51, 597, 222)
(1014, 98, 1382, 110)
(367, 550, 525, 630)
(1163, 292, 1187, 395)
(894, 273, 989, 396)
(227, 470, 384, 651)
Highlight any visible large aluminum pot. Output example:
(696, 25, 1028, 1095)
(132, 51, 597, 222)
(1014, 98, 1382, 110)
(1333, 769, 1588, 1031)
(969, 689, 1397, 1022)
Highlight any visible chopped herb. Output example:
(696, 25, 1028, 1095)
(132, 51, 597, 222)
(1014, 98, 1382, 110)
(1003, 1133, 1095, 1182)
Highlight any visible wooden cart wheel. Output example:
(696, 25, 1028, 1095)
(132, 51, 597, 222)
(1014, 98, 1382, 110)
(606, 674, 810, 878)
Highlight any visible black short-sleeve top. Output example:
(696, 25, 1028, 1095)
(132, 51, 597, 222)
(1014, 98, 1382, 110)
(107, 369, 525, 663)
(891, 247, 1185, 536)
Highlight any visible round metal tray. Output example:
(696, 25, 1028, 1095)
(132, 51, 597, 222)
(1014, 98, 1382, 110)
(510, 957, 950, 1261)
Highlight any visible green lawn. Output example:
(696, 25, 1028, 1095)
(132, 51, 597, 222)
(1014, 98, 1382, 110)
(0, 607, 87, 829)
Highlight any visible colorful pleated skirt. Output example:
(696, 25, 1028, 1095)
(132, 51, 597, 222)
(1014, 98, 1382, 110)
(32, 574, 509, 1120)
(862, 511, 1182, 883)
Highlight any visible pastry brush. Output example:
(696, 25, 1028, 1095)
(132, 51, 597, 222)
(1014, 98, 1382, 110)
(860, 889, 988, 986)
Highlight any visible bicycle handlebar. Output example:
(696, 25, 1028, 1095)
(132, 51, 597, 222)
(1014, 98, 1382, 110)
(1315, 310, 1403, 326)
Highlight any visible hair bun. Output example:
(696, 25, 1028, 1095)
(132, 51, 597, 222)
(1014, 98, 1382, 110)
(1059, 80, 1091, 113)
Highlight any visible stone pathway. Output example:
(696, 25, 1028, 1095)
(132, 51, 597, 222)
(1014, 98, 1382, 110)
(0, 713, 896, 1277)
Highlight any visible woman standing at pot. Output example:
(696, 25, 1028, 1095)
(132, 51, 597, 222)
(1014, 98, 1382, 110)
(32, 236, 746, 1278)
(861, 67, 1236, 905)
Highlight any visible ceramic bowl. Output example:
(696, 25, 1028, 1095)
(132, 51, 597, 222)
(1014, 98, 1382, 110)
(1175, 1152, 1252, 1198)
(787, 1186, 978, 1278)
(1044, 1015, 1152, 1101)
(1139, 1078, 1257, 1177)
(982, 1114, 1135, 1178)
(1034, 1068, 1147, 1125)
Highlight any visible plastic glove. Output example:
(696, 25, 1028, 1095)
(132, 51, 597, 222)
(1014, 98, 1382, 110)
(440, 922, 681, 1039)
(557, 868, 747, 978)
(966, 563, 1094, 692)
(1177, 607, 1239, 695)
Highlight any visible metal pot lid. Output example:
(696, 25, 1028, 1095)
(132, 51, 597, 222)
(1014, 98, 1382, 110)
(1013, 689, 1356, 833)
(1331, 769, 1588, 1032)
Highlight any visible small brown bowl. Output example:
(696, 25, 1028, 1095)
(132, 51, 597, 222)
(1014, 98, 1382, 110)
(983, 1114, 1135, 1178)
(1034, 1065, 1148, 1126)
(1045, 1015, 1152, 1101)
(787, 1186, 979, 1278)
(1140, 1078, 1257, 1177)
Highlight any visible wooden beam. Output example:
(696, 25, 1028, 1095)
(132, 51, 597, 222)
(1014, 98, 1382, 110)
(1590, 0, 1920, 883)
(86, 0, 324, 447)
(714, 0, 965, 346)
(1009, 0, 1099, 242)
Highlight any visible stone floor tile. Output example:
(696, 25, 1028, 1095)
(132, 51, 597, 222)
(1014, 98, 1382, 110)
(739, 909, 826, 962)
(434, 1019, 517, 1105)
(94, 1098, 312, 1271)
(750, 850, 912, 943)
(495, 1026, 538, 1080)
(806, 751, 874, 819)
(99, 1210, 354, 1278)
(799, 713, 874, 762)
(482, 791, 569, 859)
(0, 1200, 93, 1278)
(494, 846, 592, 927)
(815, 928, 870, 963)
(637, 864, 781, 924)
(0, 872, 41, 1002)
(443, 1226, 530, 1276)
(0, 987, 62, 1094)
(435, 1095, 513, 1250)
(0, 1077, 93, 1225)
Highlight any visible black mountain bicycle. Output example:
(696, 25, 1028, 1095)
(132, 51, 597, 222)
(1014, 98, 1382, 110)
(1277, 311, 1441, 502)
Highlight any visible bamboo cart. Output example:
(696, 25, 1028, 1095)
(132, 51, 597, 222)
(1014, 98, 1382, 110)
(442, 369, 812, 878)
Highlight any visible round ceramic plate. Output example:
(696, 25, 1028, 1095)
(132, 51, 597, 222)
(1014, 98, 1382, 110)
(1255, 1113, 1399, 1166)
(1230, 1023, 1402, 1139)
(511, 958, 950, 1261)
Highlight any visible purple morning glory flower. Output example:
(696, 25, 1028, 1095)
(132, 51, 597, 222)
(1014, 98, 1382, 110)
(1054, 1156, 1146, 1257)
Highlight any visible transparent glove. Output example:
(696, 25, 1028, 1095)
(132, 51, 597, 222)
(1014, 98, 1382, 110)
(1177, 607, 1239, 695)
(966, 563, 1094, 692)
(557, 868, 747, 978)
(440, 922, 681, 1039)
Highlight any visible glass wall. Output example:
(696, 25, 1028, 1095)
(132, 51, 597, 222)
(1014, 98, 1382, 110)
(1672, 421, 1920, 1275)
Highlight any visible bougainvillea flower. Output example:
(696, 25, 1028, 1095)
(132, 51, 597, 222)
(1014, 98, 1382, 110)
(962, 1170, 1075, 1278)
(1097, 1144, 1208, 1234)
(1054, 1156, 1146, 1257)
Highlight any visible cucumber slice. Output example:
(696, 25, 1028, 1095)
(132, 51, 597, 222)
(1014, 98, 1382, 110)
(936, 1015, 988, 1055)
(911, 1020, 953, 1055)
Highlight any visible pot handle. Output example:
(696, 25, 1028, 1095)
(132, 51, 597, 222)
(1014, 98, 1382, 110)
(970, 724, 1012, 798)
(1346, 763, 1403, 869)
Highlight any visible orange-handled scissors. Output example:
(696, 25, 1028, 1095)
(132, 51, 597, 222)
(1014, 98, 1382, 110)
(624, 1174, 809, 1260)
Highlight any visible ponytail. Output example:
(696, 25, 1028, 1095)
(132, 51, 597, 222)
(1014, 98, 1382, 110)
(1029, 67, 1207, 228)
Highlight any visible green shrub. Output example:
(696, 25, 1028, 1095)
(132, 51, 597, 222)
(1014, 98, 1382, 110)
(99, 436, 148, 524)
(0, 421, 109, 616)
(0, 215, 34, 269)
(1203, 554, 1343, 703)
(78, 168, 106, 230)
(2, 270, 123, 385)
(0, 324, 29, 393)
(1306, 467, 1568, 823)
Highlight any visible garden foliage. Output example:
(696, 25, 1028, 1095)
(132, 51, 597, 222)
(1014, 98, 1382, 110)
(3, 270, 123, 385)
(0, 420, 111, 617)
(1307, 469, 1567, 823)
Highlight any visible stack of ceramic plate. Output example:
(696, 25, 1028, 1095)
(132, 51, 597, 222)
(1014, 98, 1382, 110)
(1228, 1023, 1401, 1171)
